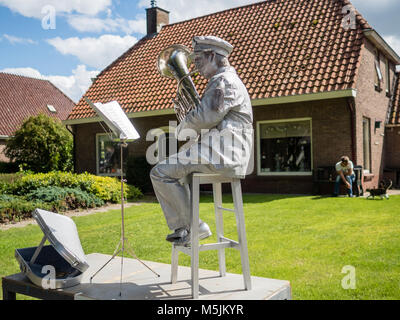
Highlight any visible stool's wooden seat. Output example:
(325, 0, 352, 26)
(171, 173, 251, 299)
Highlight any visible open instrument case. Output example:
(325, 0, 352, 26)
(15, 209, 89, 289)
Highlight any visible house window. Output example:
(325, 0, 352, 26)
(257, 118, 312, 175)
(96, 133, 127, 176)
(374, 49, 383, 92)
(362, 117, 371, 173)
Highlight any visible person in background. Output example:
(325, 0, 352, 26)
(333, 156, 355, 197)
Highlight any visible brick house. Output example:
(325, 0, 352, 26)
(64, 0, 400, 194)
(0, 72, 75, 162)
(384, 70, 400, 186)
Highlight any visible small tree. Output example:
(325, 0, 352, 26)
(5, 114, 73, 172)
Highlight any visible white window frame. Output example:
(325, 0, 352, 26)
(256, 117, 313, 176)
(385, 58, 391, 94)
(96, 133, 124, 177)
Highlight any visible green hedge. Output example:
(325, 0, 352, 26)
(26, 186, 104, 211)
(2, 171, 143, 203)
(0, 194, 52, 223)
(0, 171, 143, 223)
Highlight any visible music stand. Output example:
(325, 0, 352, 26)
(85, 97, 160, 297)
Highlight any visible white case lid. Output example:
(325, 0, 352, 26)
(32, 209, 89, 273)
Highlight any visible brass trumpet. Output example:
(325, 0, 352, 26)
(157, 44, 201, 122)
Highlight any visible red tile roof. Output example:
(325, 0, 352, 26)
(388, 72, 400, 126)
(0, 72, 75, 136)
(68, 0, 371, 120)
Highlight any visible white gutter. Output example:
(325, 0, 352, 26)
(252, 89, 357, 106)
(63, 108, 176, 125)
(363, 29, 400, 65)
(0, 135, 10, 139)
(63, 89, 357, 125)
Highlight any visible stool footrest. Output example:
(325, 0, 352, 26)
(217, 206, 235, 213)
(174, 239, 239, 255)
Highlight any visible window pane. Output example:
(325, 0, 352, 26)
(259, 120, 312, 173)
(362, 118, 371, 172)
(97, 135, 126, 175)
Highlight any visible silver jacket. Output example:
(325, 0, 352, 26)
(175, 66, 254, 178)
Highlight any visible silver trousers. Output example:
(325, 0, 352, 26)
(150, 155, 224, 231)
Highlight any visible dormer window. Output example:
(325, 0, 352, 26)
(47, 104, 57, 113)
(374, 48, 383, 92)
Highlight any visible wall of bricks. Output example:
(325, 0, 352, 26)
(353, 37, 397, 189)
(385, 127, 400, 168)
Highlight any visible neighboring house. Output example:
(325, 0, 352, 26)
(65, 0, 400, 193)
(0, 72, 75, 162)
(384, 71, 400, 186)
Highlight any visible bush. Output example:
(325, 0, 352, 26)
(126, 156, 154, 194)
(25, 186, 104, 211)
(0, 195, 52, 223)
(4, 114, 73, 172)
(8, 171, 127, 203)
(126, 184, 143, 201)
(0, 161, 19, 173)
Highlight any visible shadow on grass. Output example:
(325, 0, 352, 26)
(143, 192, 309, 205)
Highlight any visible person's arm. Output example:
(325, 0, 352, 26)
(176, 78, 235, 139)
(337, 168, 351, 189)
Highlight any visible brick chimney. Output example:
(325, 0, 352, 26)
(146, 3, 169, 36)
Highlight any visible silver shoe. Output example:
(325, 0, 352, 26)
(173, 222, 212, 246)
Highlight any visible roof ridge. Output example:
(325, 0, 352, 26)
(0, 71, 48, 83)
(0, 71, 75, 105)
(341, 0, 372, 30)
(161, 0, 267, 29)
(45, 79, 76, 105)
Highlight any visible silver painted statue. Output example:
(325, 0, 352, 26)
(150, 36, 253, 245)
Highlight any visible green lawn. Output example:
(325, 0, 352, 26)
(1, 194, 399, 300)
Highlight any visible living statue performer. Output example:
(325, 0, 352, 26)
(150, 36, 253, 245)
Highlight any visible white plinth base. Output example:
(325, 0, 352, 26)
(69, 253, 291, 300)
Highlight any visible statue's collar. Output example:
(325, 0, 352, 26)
(211, 66, 236, 79)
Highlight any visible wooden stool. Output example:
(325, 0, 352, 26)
(171, 173, 252, 299)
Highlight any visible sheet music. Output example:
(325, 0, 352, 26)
(85, 97, 140, 141)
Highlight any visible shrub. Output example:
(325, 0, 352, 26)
(126, 156, 154, 194)
(126, 184, 143, 201)
(9, 171, 127, 203)
(25, 186, 104, 211)
(4, 114, 73, 173)
(0, 195, 52, 223)
(0, 161, 19, 173)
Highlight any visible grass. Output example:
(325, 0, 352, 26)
(1, 194, 400, 300)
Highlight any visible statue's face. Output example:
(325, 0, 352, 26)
(193, 51, 218, 79)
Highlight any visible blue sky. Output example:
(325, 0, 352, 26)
(0, 0, 399, 102)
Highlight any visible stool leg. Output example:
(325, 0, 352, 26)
(191, 176, 200, 299)
(231, 180, 252, 291)
(213, 182, 226, 277)
(171, 244, 178, 284)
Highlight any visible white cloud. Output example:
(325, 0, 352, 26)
(47, 34, 138, 69)
(67, 15, 146, 34)
(3, 34, 37, 45)
(138, 0, 262, 24)
(384, 35, 400, 57)
(0, 0, 112, 19)
(1, 65, 99, 102)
